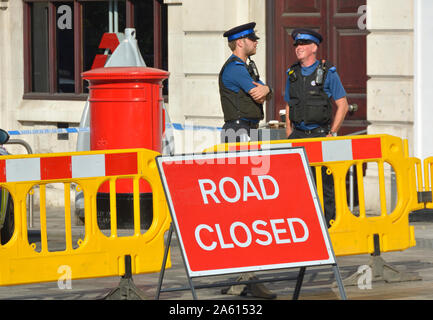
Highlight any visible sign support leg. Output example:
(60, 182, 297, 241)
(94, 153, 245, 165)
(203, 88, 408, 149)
(292, 266, 306, 300)
(332, 264, 347, 300)
(155, 223, 198, 300)
(176, 234, 198, 300)
(155, 223, 174, 300)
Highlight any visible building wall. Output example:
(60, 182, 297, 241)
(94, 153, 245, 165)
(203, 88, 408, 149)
(414, 0, 433, 161)
(364, 0, 414, 213)
(366, 0, 414, 144)
(163, 0, 412, 214)
(0, 1, 84, 159)
(164, 0, 267, 154)
(2, 1, 429, 212)
(0, 1, 84, 206)
(2, 0, 268, 204)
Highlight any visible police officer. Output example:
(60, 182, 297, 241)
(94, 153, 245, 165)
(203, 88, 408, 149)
(284, 28, 349, 225)
(219, 22, 272, 143)
(219, 23, 276, 299)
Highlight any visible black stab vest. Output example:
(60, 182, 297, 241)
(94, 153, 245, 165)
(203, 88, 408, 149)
(219, 56, 264, 122)
(287, 61, 333, 125)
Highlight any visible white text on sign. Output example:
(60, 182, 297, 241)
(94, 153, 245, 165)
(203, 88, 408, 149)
(195, 218, 309, 251)
(198, 175, 279, 204)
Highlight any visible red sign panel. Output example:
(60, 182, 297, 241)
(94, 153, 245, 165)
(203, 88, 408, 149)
(156, 148, 336, 277)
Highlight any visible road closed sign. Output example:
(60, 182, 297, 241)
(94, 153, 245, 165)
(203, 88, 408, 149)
(156, 147, 336, 277)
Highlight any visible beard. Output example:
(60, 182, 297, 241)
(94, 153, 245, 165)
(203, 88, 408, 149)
(246, 47, 257, 57)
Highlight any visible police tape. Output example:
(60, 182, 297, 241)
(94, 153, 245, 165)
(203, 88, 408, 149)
(169, 123, 222, 131)
(7, 123, 221, 136)
(8, 128, 90, 136)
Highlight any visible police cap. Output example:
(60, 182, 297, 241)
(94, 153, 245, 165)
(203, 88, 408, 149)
(223, 22, 260, 42)
(291, 28, 323, 46)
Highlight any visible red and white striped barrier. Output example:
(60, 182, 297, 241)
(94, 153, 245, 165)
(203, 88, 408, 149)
(228, 137, 382, 163)
(0, 152, 138, 183)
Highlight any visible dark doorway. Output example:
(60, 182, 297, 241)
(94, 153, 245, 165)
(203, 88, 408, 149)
(267, 0, 368, 135)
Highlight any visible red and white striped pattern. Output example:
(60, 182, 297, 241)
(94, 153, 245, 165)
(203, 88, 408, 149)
(229, 137, 382, 163)
(0, 152, 138, 183)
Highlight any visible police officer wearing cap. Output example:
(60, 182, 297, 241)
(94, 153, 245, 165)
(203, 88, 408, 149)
(219, 23, 276, 300)
(219, 22, 272, 143)
(284, 28, 349, 225)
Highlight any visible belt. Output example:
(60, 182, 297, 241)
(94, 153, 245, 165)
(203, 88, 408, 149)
(294, 126, 329, 135)
(226, 119, 259, 129)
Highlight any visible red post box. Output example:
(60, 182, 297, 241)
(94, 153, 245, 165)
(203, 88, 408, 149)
(82, 66, 169, 152)
(82, 66, 169, 229)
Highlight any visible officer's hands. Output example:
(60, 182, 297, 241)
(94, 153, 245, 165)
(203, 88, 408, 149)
(249, 82, 270, 104)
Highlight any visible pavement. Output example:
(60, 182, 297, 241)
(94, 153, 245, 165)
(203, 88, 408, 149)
(1, 207, 433, 302)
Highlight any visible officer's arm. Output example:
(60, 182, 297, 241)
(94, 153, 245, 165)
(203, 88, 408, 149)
(285, 103, 292, 138)
(249, 82, 271, 104)
(325, 68, 348, 136)
(284, 72, 292, 138)
(328, 97, 349, 136)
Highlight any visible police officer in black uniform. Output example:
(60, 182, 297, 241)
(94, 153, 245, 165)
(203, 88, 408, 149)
(284, 28, 349, 226)
(219, 22, 272, 143)
(219, 22, 276, 299)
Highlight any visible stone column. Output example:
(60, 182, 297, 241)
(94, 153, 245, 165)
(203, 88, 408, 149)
(364, 0, 414, 214)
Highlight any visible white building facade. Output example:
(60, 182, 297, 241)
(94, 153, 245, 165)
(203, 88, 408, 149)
(0, 0, 432, 211)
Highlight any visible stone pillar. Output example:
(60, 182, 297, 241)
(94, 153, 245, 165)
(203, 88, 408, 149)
(414, 0, 433, 161)
(364, 0, 414, 214)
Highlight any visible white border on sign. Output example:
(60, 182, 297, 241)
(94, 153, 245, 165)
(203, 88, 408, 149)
(156, 147, 337, 278)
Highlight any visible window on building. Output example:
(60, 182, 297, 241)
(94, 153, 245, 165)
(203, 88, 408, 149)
(23, 0, 168, 100)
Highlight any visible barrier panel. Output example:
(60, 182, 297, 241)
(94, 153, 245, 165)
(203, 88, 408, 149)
(204, 134, 422, 257)
(0, 148, 171, 287)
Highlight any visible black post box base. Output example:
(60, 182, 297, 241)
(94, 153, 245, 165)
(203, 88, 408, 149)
(96, 192, 153, 230)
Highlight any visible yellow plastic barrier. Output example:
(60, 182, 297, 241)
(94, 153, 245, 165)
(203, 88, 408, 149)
(0, 148, 171, 287)
(204, 134, 422, 257)
(420, 156, 433, 209)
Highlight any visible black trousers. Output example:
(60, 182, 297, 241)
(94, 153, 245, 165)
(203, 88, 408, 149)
(220, 120, 258, 143)
(288, 129, 336, 227)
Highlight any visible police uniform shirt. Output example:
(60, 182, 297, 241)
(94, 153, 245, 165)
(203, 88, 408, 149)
(284, 60, 346, 130)
(222, 54, 265, 94)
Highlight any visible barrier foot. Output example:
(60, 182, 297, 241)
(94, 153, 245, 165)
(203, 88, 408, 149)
(103, 255, 147, 300)
(103, 276, 147, 300)
(369, 255, 421, 283)
(336, 255, 422, 288)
